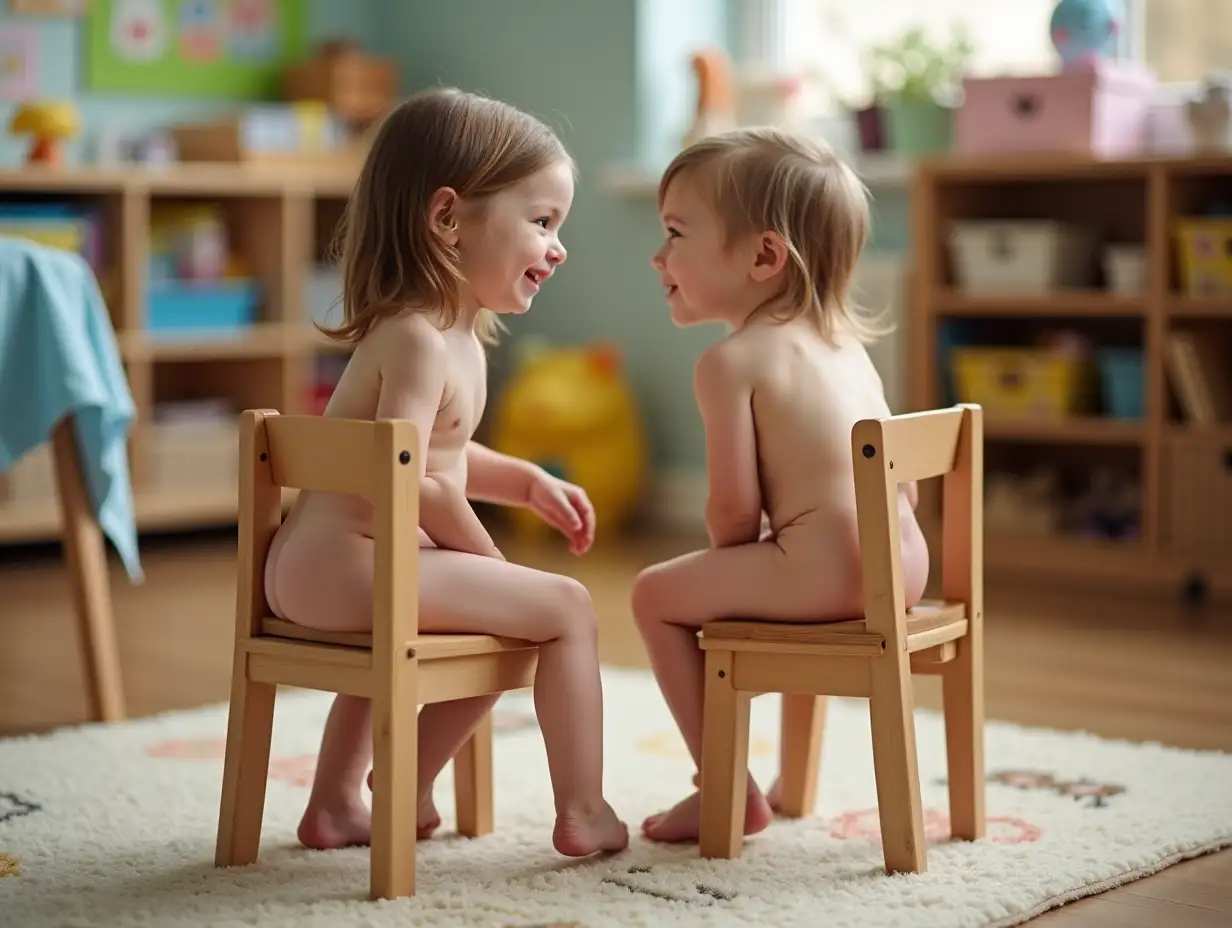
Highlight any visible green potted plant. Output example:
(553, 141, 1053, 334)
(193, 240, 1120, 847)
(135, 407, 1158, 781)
(869, 25, 973, 155)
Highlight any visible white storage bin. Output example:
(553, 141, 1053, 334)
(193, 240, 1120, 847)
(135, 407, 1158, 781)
(1103, 244, 1146, 295)
(949, 220, 1099, 294)
(148, 414, 239, 491)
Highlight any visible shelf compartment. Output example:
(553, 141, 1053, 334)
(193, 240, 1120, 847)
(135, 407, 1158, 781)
(1166, 169, 1232, 298)
(984, 442, 1144, 547)
(143, 194, 288, 334)
(0, 192, 125, 327)
(937, 316, 1147, 425)
(1162, 318, 1231, 428)
(930, 176, 1148, 293)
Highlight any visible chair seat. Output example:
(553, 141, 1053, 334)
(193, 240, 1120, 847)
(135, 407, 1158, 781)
(258, 617, 536, 660)
(698, 599, 968, 656)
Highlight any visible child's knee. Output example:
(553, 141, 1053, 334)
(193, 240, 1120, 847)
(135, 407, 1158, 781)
(631, 563, 670, 628)
(540, 574, 598, 641)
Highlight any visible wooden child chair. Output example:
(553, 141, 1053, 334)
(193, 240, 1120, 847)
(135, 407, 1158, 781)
(214, 409, 539, 900)
(697, 403, 985, 874)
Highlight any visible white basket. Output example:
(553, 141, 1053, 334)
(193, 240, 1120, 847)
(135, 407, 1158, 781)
(949, 220, 1099, 294)
(1103, 244, 1146, 295)
(148, 418, 239, 491)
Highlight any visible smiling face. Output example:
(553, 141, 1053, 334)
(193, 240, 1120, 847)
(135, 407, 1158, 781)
(452, 159, 574, 316)
(651, 171, 776, 328)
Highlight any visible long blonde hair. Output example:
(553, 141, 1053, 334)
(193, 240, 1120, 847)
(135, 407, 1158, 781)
(659, 127, 888, 344)
(319, 87, 575, 346)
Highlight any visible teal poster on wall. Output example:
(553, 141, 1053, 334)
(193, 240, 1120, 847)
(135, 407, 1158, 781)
(86, 0, 308, 99)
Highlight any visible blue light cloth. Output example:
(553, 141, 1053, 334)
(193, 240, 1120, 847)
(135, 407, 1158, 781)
(0, 237, 143, 582)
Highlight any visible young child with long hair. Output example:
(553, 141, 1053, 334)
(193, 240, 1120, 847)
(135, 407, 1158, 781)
(264, 87, 628, 858)
(632, 127, 930, 843)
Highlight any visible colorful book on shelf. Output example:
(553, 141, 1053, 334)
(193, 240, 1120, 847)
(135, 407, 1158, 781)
(1165, 331, 1231, 426)
(0, 203, 104, 271)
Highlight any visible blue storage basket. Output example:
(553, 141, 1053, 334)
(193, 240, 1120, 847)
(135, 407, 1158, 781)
(147, 278, 260, 335)
(1097, 348, 1144, 420)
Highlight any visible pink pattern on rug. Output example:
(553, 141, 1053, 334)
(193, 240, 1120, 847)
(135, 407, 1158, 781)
(829, 807, 1042, 845)
(146, 738, 226, 759)
(267, 755, 318, 788)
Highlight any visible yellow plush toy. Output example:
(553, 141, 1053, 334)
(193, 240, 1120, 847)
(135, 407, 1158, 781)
(491, 338, 648, 540)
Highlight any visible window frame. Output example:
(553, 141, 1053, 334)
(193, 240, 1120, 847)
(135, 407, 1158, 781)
(743, 0, 1202, 105)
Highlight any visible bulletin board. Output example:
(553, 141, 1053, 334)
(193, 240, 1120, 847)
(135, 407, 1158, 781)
(85, 0, 308, 99)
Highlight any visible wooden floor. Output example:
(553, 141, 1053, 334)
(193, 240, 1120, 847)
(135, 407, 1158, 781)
(1, 526, 1229, 925)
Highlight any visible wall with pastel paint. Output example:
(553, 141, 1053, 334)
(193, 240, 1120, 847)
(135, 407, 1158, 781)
(381, 0, 912, 473)
(0, 0, 384, 165)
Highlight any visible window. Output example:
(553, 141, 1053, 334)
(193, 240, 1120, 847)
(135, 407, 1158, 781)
(1134, 0, 1232, 85)
(747, 0, 1230, 115)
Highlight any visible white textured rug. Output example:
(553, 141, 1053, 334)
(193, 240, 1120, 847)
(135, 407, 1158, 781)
(2, 666, 1230, 928)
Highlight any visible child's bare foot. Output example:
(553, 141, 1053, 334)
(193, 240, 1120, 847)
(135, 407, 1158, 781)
(553, 801, 629, 857)
(364, 768, 441, 839)
(298, 797, 372, 850)
(642, 786, 774, 843)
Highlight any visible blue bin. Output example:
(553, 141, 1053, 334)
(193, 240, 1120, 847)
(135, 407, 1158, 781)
(147, 278, 260, 335)
(1097, 348, 1145, 420)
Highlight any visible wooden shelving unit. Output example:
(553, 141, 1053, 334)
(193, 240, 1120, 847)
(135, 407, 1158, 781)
(910, 153, 1232, 604)
(0, 163, 357, 545)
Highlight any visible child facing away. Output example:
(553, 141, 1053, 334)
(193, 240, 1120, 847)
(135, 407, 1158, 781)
(263, 87, 628, 858)
(631, 128, 931, 843)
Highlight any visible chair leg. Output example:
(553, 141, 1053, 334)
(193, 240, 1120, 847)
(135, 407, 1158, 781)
(699, 649, 751, 859)
(454, 712, 494, 838)
(777, 694, 826, 818)
(868, 657, 927, 875)
(943, 631, 985, 841)
(215, 659, 277, 868)
(370, 663, 419, 900)
(51, 417, 126, 723)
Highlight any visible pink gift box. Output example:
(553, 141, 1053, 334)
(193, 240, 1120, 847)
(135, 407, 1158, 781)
(956, 61, 1156, 158)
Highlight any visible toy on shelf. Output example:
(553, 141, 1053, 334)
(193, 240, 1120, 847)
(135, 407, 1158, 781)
(951, 329, 1100, 421)
(171, 102, 354, 164)
(1049, 0, 1125, 72)
(491, 338, 648, 540)
(1175, 210, 1232, 298)
(147, 204, 259, 336)
(1185, 74, 1232, 152)
(949, 219, 1100, 295)
(683, 48, 738, 148)
(985, 468, 1063, 536)
(958, 0, 1152, 159)
(8, 101, 80, 167)
(1072, 468, 1140, 541)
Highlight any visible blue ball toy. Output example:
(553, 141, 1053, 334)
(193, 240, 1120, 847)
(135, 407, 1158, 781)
(1050, 0, 1125, 71)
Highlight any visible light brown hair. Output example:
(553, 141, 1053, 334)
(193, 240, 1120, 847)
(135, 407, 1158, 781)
(658, 127, 887, 344)
(319, 87, 575, 346)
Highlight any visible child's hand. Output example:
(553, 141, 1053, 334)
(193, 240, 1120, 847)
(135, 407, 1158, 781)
(527, 470, 595, 555)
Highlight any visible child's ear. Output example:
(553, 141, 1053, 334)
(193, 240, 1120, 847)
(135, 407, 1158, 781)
(749, 230, 789, 282)
(428, 187, 460, 245)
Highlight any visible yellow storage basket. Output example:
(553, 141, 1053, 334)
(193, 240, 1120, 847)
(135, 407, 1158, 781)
(1175, 218, 1232, 298)
(952, 348, 1096, 419)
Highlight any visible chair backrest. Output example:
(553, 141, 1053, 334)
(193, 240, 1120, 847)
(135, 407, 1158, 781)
(233, 409, 422, 660)
(849, 403, 983, 646)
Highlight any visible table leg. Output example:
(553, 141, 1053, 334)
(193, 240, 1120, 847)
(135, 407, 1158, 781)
(50, 416, 126, 722)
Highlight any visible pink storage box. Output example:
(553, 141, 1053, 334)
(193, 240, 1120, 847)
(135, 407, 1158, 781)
(956, 61, 1156, 158)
